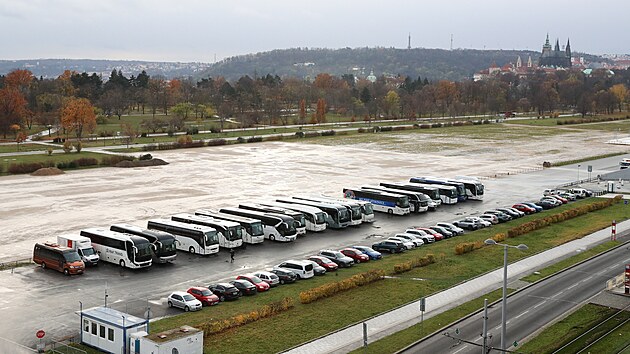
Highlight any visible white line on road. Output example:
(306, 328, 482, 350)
(551, 291, 564, 298)
(567, 283, 580, 290)
(533, 301, 547, 308)
(452, 345, 469, 354)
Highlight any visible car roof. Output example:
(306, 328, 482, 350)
(170, 291, 188, 296)
(188, 286, 207, 291)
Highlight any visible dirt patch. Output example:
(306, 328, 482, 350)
(30, 167, 65, 176)
(115, 158, 169, 168)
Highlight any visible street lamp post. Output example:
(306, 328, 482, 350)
(484, 239, 528, 351)
(577, 164, 581, 183)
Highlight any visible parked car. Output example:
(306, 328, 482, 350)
(496, 208, 524, 218)
(558, 191, 577, 201)
(340, 248, 371, 263)
(435, 222, 465, 236)
(208, 283, 241, 301)
(453, 218, 481, 231)
(167, 291, 202, 312)
(270, 268, 298, 284)
(429, 226, 454, 238)
(403, 229, 435, 244)
(568, 188, 592, 198)
(394, 234, 424, 248)
(372, 240, 405, 253)
(512, 203, 537, 214)
(253, 271, 280, 287)
(540, 197, 562, 206)
(484, 210, 512, 223)
(230, 279, 258, 295)
(521, 202, 543, 212)
(318, 250, 355, 268)
(535, 199, 557, 209)
(469, 216, 492, 228)
(479, 214, 499, 225)
(308, 255, 339, 271)
(187, 287, 220, 306)
(236, 274, 270, 292)
(548, 195, 569, 204)
(415, 227, 444, 240)
(305, 260, 327, 275)
(543, 188, 558, 196)
(351, 246, 383, 260)
(389, 236, 415, 250)
(273, 259, 315, 279)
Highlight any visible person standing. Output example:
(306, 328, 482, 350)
(230, 248, 235, 263)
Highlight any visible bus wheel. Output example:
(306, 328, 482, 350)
(63, 268, 70, 276)
(388, 209, 393, 215)
(189, 247, 195, 254)
(119, 260, 126, 268)
(269, 235, 275, 241)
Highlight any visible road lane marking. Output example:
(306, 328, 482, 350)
(533, 301, 547, 308)
(551, 291, 564, 298)
(452, 345, 469, 354)
(567, 283, 580, 290)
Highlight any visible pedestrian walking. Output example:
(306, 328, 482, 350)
(230, 248, 235, 263)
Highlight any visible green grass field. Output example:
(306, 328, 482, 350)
(1, 151, 119, 175)
(143, 198, 627, 354)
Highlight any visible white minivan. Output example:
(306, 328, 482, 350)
(273, 260, 314, 279)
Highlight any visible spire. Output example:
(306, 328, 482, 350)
(554, 39, 560, 51)
(565, 38, 571, 55)
(408, 33, 411, 50)
(545, 33, 550, 46)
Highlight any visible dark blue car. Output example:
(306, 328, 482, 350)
(522, 202, 543, 212)
(351, 246, 382, 260)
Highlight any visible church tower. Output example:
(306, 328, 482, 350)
(565, 38, 571, 57)
(516, 56, 522, 68)
(408, 33, 411, 50)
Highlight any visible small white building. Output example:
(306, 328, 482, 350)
(81, 307, 148, 354)
(129, 325, 203, 354)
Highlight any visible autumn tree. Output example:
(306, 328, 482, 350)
(383, 90, 401, 118)
(299, 99, 306, 125)
(610, 84, 628, 112)
(316, 98, 327, 123)
(61, 97, 96, 140)
(0, 87, 29, 138)
(121, 122, 137, 148)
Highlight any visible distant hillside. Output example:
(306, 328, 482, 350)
(201, 47, 605, 81)
(0, 59, 211, 79)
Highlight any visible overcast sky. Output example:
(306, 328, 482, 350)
(1, 0, 627, 62)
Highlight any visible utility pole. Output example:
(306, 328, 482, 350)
(450, 34, 454, 50)
(482, 298, 488, 354)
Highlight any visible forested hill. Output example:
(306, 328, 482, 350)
(201, 47, 549, 81)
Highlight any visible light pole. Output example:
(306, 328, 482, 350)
(484, 239, 528, 351)
(577, 164, 581, 183)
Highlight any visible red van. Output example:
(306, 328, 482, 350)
(33, 242, 85, 275)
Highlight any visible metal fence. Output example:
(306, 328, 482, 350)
(49, 340, 87, 354)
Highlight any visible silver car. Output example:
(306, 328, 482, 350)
(253, 271, 281, 287)
(167, 291, 202, 312)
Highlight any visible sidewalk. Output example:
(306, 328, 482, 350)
(283, 218, 630, 354)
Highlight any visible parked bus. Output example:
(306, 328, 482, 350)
(620, 158, 630, 169)
(410, 177, 467, 202)
(256, 201, 327, 232)
(379, 182, 443, 206)
(360, 185, 429, 213)
(293, 196, 363, 226)
(342, 188, 410, 215)
(452, 177, 485, 201)
(170, 213, 244, 249)
(80, 228, 153, 269)
(276, 197, 351, 229)
(399, 180, 458, 205)
(146, 219, 220, 255)
(33, 242, 85, 275)
(109, 224, 177, 263)
(313, 195, 375, 223)
(195, 209, 265, 244)
(238, 203, 307, 235)
(219, 207, 297, 242)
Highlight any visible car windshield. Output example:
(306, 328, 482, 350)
(249, 276, 262, 284)
(63, 251, 81, 262)
(200, 289, 213, 296)
(81, 248, 96, 256)
(183, 294, 196, 301)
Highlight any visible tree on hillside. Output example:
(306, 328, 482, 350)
(383, 90, 400, 118)
(61, 97, 96, 140)
(610, 84, 628, 112)
(0, 87, 29, 138)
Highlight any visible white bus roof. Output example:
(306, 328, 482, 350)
(258, 201, 325, 214)
(196, 209, 262, 224)
(172, 213, 240, 228)
(148, 219, 217, 232)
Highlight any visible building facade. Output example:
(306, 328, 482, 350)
(539, 34, 572, 68)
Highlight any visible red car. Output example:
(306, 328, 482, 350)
(549, 195, 569, 204)
(308, 256, 339, 271)
(236, 274, 270, 292)
(340, 248, 370, 263)
(512, 203, 536, 214)
(415, 227, 443, 241)
(187, 287, 220, 306)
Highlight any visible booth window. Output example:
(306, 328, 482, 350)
(108, 328, 114, 341)
(99, 325, 105, 338)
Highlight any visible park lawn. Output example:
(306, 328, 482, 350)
(1, 151, 117, 175)
(0, 143, 60, 154)
(146, 198, 627, 354)
(566, 120, 630, 132)
(518, 303, 630, 353)
(505, 118, 565, 126)
(521, 240, 621, 283)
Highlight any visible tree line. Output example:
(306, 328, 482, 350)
(0, 66, 629, 140)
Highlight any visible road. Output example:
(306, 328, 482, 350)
(0, 140, 628, 349)
(399, 235, 630, 354)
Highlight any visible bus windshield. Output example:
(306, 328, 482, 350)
(161, 239, 177, 253)
(362, 204, 374, 214)
(397, 197, 410, 208)
(296, 215, 306, 227)
(250, 223, 264, 237)
(315, 212, 327, 224)
(476, 184, 484, 195)
(205, 231, 219, 245)
(350, 206, 362, 219)
(277, 222, 296, 236)
(63, 252, 81, 262)
(444, 189, 457, 198)
(338, 208, 350, 222)
(135, 243, 153, 260)
(228, 226, 243, 241)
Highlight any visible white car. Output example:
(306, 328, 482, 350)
(404, 229, 435, 244)
(395, 233, 424, 247)
(167, 291, 202, 312)
(435, 222, 465, 235)
(389, 236, 415, 250)
(467, 216, 492, 228)
(479, 214, 499, 224)
(253, 271, 280, 287)
(543, 188, 558, 196)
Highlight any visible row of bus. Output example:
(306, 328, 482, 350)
(339, 176, 485, 216)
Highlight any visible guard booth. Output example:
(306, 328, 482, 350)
(129, 325, 203, 354)
(80, 307, 148, 354)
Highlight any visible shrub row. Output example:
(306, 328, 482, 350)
(299, 269, 385, 304)
(392, 253, 436, 274)
(198, 297, 294, 337)
(506, 197, 620, 238)
(8, 161, 54, 174)
(454, 233, 506, 255)
(100, 155, 135, 166)
(56, 157, 98, 169)
(557, 116, 629, 125)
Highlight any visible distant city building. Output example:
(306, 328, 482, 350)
(539, 34, 572, 68)
(367, 69, 377, 83)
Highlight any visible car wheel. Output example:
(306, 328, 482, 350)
(220, 295, 225, 302)
(167, 301, 173, 308)
(119, 260, 125, 268)
(280, 279, 285, 285)
(184, 306, 190, 312)
(296, 274, 301, 279)
(270, 235, 275, 241)
(63, 268, 70, 276)
(41, 262, 46, 269)
(189, 246, 195, 254)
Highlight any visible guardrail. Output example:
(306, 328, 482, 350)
(0, 258, 33, 272)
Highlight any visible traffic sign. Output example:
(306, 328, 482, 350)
(513, 341, 519, 347)
(455, 328, 460, 335)
(588, 165, 592, 172)
(36, 330, 45, 339)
